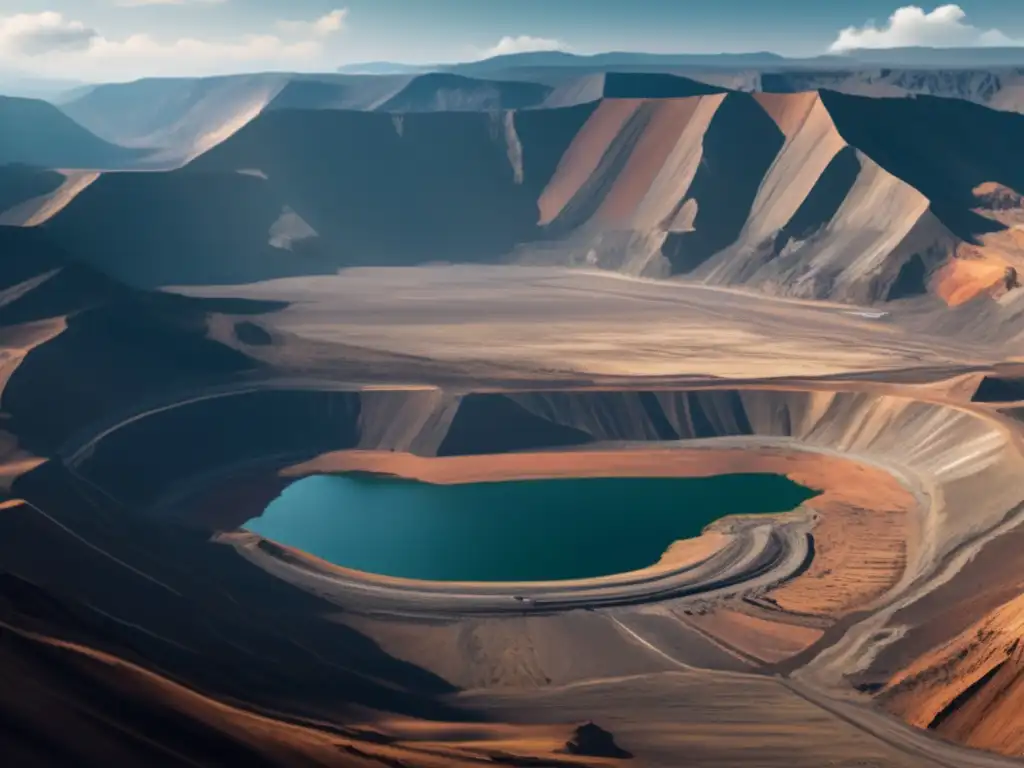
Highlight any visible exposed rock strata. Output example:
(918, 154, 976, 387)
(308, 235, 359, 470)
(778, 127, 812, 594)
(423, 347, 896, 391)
(20, 89, 1021, 324)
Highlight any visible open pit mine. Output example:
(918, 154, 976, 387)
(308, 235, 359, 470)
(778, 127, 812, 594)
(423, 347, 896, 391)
(2, 60, 1024, 768)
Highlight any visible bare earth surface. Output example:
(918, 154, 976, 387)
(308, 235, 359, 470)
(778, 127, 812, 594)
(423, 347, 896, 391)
(4, 230, 1024, 765)
(184, 266, 999, 380)
(154, 267, 1024, 764)
(6, 66, 1024, 767)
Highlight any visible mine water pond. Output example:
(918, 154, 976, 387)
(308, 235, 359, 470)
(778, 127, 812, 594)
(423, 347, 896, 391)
(245, 473, 818, 582)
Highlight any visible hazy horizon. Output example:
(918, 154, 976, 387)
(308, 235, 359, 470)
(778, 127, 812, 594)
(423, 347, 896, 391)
(1, 2, 1023, 82)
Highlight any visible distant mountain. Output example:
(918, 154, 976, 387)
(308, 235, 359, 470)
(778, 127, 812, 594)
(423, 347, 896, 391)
(374, 72, 553, 112)
(60, 74, 295, 151)
(0, 71, 87, 101)
(264, 76, 414, 112)
(50, 83, 100, 105)
(0, 97, 141, 168)
(61, 73, 417, 165)
(40, 85, 1024, 318)
(58, 73, 406, 165)
(48, 50, 1024, 172)
(438, 48, 1024, 75)
(839, 46, 1024, 68)
(756, 68, 1024, 113)
(336, 62, 435, 75)
(338, 51, 797, 79)
(447, 50, 794, 77)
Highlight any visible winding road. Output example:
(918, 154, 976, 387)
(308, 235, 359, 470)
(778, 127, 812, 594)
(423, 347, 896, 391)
(45, 372, 1024, 766)
(227, 518, 814, 617)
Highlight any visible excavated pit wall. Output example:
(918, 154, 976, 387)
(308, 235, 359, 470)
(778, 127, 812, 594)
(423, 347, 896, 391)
(66, 385, 1024, 592)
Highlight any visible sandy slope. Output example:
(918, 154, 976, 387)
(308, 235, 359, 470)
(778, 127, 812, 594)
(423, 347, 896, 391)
(58, 72, 556, 167)
(882, 592, 1024, 753)
(6, 80, 1024, 764)
(35, 87, 1024, 326)
(4, 266, 1024, 765)
(58, 74, 296, 167)
(0, 170, 100, 226)
(151, 264, 1024, 758)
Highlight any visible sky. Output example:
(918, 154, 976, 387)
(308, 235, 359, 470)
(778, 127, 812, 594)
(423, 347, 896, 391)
(0, 1, 1022, 81)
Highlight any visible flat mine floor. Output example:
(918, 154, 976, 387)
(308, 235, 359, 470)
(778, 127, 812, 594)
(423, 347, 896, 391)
(180, 265, 1001, 380)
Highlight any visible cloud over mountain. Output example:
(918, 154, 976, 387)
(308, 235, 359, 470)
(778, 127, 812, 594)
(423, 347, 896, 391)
(0, 12, 98, 56)
(480, 35, 567, 59)
(830, 4, 1020, 52)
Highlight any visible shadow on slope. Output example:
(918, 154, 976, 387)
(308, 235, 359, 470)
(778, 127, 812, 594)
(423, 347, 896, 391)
(4, 295, 264, 452)
(663, 93, 785, 274)
(777, 146, 862, 244)
(0, 238, 456, 746)
(973, 375, 1024, 402)
(264, 75, 412, 112)
(79, 390, 363, 509)
(0, 165, 64, 218)
(438, 394, 593, 456)
(0, 227, 283, 452)
(186, 106, 593, 267)
(0, 97, 143, 168)
(0, 237, 457, 755)
(728, 145, 866, 286)
(0, 459, 469, 764)
(601, 71, 728, 98)
(376, 72, 553, 112)
(41, 170, 331, 287)
(45, 103, 596, 287)
(819, 90, 1024, 238)
(58, 74, 293, 149)
(63, 72, 545, 162)
(0, 226, 120, 325)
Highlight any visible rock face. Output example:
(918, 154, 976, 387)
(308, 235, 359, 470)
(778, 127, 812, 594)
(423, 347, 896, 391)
(562, 722, 633, 759)
(29, 86, 1024, 315)
(880, 592, 1024, 755)
(755, 68, 1024, 114)
(5, 63, 1024, 766)
(1004, 266, 1020, 292)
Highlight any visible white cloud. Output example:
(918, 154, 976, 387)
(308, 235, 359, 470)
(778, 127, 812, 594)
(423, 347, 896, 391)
(277, 9, 348, 38)
(479, 35, 566, 59)
(830, 4, 1020, 52)
(88, 33, 319, 63)
(0, 8, 348, 80)
(0, 12, 98, 56)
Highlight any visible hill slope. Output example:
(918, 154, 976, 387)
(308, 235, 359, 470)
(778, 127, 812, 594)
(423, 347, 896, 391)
(528, 89, 1022, 307)
(58, 74, 302, 166)
(39, 89, 1024, 317)
(53, 71, 732, 168)
(0, 165, 64, 221)
(0, 227, 269, 453)
(757, 69, 1024, 114)
(374, 72, 553, 112)
(58, 72, 561, 166)
(0, 97, 140, 168)
(43, 103, 597, 286)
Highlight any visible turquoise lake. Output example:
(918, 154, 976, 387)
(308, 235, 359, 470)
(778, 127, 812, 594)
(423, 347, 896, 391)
(245, 473, 817, 582)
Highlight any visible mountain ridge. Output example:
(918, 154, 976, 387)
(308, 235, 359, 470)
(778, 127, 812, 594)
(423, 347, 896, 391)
(27, 87, 1022, 326)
